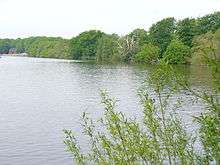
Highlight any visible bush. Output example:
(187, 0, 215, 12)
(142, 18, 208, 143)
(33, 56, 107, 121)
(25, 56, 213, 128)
(64, 91, 197, 165)
(133, 44, 159, 64)
(162, 39, 191, 64)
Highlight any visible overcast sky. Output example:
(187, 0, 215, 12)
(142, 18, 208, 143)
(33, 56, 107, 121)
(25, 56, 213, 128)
(0, 0, 219, 39)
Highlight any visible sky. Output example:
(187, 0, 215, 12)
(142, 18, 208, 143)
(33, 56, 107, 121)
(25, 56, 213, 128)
(0, 0, 219, 39)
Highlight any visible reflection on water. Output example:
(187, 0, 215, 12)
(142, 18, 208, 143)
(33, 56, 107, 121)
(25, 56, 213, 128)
(0, 56, 214, 165)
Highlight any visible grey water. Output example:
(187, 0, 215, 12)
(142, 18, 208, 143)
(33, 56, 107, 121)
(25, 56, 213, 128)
(0, 56, 212, 165)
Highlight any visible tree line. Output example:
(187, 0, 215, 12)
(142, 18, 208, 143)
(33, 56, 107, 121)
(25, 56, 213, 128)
(0, 37, 70, 59)
(0, 11, 220, 64)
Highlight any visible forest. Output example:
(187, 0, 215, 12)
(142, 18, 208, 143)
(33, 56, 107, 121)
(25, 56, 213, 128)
(0, 11, 220, 64)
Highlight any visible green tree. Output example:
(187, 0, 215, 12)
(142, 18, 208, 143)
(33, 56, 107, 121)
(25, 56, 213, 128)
(191, 28, 220, 65)
(0, 39, 12, 54)
(12, 38, 25, 53)
(128, 29, 149, 48)
(149, 17, 176, 56)
(0, 37, 70, 59)
(133, 43, 159, 64)
(14, 37, 71, 59)
(163, 39, 190, 64)
(70, 30, 104, 60)
(176, 18, 197, 47)
(96, 34, 120, 62)
(196, 12, 220, 35)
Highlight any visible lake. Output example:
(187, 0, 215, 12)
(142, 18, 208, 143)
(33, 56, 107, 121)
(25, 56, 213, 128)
(0, 56, 212, 165)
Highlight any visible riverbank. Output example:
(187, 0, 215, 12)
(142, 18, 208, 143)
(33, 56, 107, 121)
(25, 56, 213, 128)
(1, 53, 28, 57)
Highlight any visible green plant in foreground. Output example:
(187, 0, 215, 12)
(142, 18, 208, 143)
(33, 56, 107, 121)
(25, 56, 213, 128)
(63, 65, 202, 164)
(64, 91, 198, 165)
(64, 55, 219, 165)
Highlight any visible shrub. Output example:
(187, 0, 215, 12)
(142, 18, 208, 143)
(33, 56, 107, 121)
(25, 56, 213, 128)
(162, 39, 190, 64)
(64, 91, 198, 165)
(133, 44, 159, 64)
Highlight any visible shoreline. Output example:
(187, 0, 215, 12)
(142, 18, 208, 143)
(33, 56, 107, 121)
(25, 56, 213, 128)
(1, 53, 28, 57)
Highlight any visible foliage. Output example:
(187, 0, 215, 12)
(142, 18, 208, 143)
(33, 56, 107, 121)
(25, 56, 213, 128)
(191, 28, 220, 65)
(149, 17, 176, 56)
(128, 29, 149, 49)
(12, 38, 26, 53)
(96, 34, 121, 63)
(117, 36, 139, 62)
(133, 43, 159, 64)
(162, 38, 191, 64)
(64, 90, 198, 165)
(0, 37, 71, 59)
(0, 39, 13, 54)
(96, 29, 149, 63)
(176, 18, 197, 47)
(70, 30, 104, 60)
(196, 12, 220, 35)
(25, 37, 71, 59)
(180, 49, 220, 164)
(190, 29, 220, 163)
(196, 68, 220, 163)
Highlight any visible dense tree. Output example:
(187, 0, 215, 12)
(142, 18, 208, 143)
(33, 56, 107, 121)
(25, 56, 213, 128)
(25, 37, 70, 59)
(196, 12, 220, 35)
(163, 39, 191, 64)
(96, 34, 121, 62)
(0, 37, 70, 59)
(191, 28, 220, 65)
(70, 30, 104, 60)
(133, 43, 159, 64)
(0, 39, 13, 54)
(96, 30, 149, 63)
(11, 38, 25, 53)
(176, 18, 197, 47)
(128, 29, 149, 48)
(149, 17, 176, 56)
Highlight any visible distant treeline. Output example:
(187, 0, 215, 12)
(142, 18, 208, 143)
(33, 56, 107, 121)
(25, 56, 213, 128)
(0, 11, 220, 64)
(0, 37, 70, 59)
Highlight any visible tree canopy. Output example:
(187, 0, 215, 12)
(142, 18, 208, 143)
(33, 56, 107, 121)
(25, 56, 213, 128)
(133, 43, 159, 64)
(176, 18, 197, 47)
(70, 30, 104, 60)
(163, 38, 191, 64)
(96, 34, 120, 62)
(0, 11, 219, 65)
(149, 17, 176, 56)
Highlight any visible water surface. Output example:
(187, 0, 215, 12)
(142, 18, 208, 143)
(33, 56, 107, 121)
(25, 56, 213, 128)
(0, 56, 212, 165)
